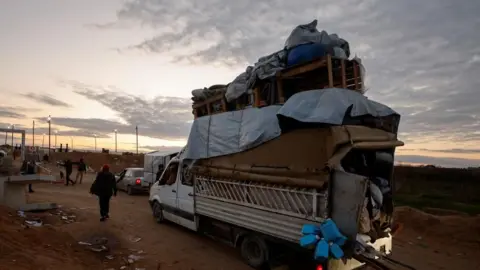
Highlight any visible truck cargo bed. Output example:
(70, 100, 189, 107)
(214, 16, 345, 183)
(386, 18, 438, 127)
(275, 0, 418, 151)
(194, 176, 328, 243)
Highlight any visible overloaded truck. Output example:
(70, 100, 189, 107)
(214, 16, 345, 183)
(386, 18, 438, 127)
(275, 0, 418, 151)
(149, 92, 404, 269)
(149, 21, 409, 270)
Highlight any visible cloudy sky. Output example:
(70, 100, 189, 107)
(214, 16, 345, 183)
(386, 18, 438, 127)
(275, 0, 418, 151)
(1, 0, 479, 167)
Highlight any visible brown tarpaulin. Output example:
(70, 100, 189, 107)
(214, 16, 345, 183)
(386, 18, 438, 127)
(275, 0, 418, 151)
(194, 125, 403, 188)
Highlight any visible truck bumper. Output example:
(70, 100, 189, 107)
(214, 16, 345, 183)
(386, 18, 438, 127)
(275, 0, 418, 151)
(327, 234, 393, 270)
(131, 185, 150, 193)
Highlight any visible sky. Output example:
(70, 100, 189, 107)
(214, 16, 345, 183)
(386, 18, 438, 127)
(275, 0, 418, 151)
(0, 0, 479, 167)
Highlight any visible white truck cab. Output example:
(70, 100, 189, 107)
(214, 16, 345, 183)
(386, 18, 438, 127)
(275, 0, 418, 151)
(149, 157, 197, 231)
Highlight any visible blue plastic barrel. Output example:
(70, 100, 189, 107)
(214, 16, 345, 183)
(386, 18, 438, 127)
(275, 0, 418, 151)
(287, 43, 329, 66)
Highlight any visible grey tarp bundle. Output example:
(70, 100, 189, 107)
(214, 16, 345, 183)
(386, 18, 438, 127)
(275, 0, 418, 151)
(181, 88, 399, 160)
(277, 88, 397, 124)
(225, 19, 352, 102)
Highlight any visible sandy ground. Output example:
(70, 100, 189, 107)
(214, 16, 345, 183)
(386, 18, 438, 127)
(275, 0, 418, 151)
(4, 171, 480, 270)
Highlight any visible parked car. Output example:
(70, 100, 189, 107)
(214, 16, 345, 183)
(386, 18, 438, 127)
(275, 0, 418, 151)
(115, 167, 148, 195)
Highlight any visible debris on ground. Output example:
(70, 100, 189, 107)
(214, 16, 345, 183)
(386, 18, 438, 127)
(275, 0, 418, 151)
(25, 219, 43, 227)
(128, 254, 142, 262)
(129, 236, 142, 243)
(0, 205, 113, 269)
(78, 236, 111, 253)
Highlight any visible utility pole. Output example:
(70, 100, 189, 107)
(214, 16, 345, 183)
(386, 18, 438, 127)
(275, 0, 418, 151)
(11, 124, 14, 147)
(114, 129, 118, 152)
(55, 130, 58, 150)
(4, 125, 7, 145)
(136, 125, 138, 154)
(48, 115, 51, 154)
(32, 121, 35, 148)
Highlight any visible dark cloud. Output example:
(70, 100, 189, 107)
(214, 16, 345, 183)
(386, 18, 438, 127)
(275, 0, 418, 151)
(60, 80, 192, 140)
(0, 106, 42, 119)
(94, 0, 480, 145)
(35, 116, 125, 139)
(415, 148, 480, 154)
(396, 155, 480, 168)
(0, 109, 25, 119)
(139, 145, 183, 153)
(20, 93, 72, 108)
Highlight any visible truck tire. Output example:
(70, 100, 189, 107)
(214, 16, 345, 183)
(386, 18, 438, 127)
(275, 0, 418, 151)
(240, 235, 269, 269)
(152, 201, 164, 223)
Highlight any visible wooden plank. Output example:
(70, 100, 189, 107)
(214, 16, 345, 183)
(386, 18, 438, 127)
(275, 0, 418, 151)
(276, 76, 285, 103)
(353, 61, 359, 90)
(326, 55, 334, 88)
(206, 103, 211, 115)
(340, 59, 347, 88)
(280, 59, 327, 78)
(253, 87, 261, 107)
(221, 98, 227, 112)
(192, 93, 224, 109)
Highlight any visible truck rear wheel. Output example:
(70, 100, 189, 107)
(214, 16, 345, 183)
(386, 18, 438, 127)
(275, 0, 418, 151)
(240, 235, 269, 269)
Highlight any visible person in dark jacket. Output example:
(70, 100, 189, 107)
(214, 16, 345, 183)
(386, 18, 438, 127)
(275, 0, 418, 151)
(90, 164, 117, 221)
(63, 159, 75, 186)
(75, 158, 87, 184)
(20, 159, 36, 193)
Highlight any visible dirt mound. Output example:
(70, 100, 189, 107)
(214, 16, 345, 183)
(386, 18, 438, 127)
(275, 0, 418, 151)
(394, 206, 480, 246)
(0, 206, 118, 270)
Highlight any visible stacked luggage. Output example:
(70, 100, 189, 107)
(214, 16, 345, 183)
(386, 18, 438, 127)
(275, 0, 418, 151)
(191, 19, 366, 119)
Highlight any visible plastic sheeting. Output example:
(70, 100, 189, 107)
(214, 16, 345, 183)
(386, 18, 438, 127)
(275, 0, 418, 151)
(277, 88, 397, 124)
(182, 106, 282, 160)
(224, 19, 352, 102)
(284, 20, 350, 57)
(182, 89, 399, 160)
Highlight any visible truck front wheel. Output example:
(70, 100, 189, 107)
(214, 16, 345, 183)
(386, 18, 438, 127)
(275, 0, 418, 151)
(240, 235, 269, 269)
(152, 201, 164, 223)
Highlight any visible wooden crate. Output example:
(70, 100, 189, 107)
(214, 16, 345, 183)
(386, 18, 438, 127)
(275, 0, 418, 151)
(192, 93, 228, 119)
(253, 55, 363, 106)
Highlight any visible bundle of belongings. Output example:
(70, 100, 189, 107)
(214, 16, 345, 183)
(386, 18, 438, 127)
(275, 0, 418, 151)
(339, 149, 396, 242)
(190, 19, 366, 116)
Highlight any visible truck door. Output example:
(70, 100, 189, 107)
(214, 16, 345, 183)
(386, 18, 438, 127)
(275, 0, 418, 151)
(157, 161, 180, 224)
(175, 160, 196, 231)
(331, 170, 368, 239)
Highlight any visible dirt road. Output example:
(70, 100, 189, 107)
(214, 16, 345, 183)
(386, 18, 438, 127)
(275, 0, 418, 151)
(23, 172, 480, 270)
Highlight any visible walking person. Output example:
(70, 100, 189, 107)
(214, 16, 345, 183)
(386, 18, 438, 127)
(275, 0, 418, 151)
(75, 158, 86, 184)
(90, 164, 117, 222)
(63, 159, 75, 186)
(20, 157, 35, 193)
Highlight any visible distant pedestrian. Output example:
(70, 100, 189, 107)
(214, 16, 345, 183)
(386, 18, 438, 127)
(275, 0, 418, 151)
(63, 159, 75, 186)
(75, 158, 86, 184)
(90, 164, 117, 222)
(20, 158, 36, 193)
